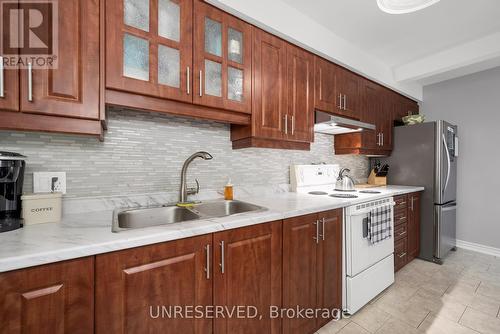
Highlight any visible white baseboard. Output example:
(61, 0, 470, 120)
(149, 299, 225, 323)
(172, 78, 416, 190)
(456, 239, 500, 257)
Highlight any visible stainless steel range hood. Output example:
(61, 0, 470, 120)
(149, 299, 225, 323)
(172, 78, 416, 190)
(314, 110, 376, 135)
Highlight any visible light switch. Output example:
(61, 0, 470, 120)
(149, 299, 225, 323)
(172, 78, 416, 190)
(33, 172, 67, 194)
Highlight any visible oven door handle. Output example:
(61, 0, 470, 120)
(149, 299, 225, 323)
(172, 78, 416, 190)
(363, 217, 369, 239)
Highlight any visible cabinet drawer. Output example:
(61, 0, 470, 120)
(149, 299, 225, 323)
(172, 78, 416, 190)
(394, 238, 408, 272)
(394, 223, 407, 241)
(394, 212, 407, 226)
(394, 195, 407, 211)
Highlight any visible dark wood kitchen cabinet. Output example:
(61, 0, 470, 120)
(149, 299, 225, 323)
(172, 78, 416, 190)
(95, 234, 213, 334)
(96, 222, 282, 334)
(335, 79, 419, 156)
(0, 0, 19, 115)
(314, 56, 361, 120)
(392, 93, 420, 125)
(335, 79, 390, 155)
(231, 28, 313, 149)
(0, 257, 94, 334)
(316, 210, 343, 328)
(231, 28, 287, 147)
(337, 67, 361, 120)
(213, 221, 282, 334)
(0, 0, 103, 138)
(285, 43, 315, 143)
(283, 213, 318, 334)
(105, 0, 251, 125)
(314, 57, 338, 116)
(283, 209, 342, 334)
(193, 1, 252, 113)
(379, 88, 394, 151)
(106, 0, 193, 103)
(20, 0, 100, 120)
(394, 192, 421, 272)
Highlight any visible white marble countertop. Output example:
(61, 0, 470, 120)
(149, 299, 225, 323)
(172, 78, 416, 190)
(0, 185, 423, 273)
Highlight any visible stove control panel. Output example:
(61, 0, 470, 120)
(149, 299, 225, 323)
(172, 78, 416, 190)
(290, 164, 340, 192)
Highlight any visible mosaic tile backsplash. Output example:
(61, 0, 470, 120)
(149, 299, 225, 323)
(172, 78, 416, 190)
(0, 108, 369, 198)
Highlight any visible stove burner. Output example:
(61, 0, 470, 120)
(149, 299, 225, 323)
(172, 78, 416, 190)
(329, 194, 358, 199)
(308, 191, 328, 195)
(334, 189, 357, 192)
(359, 190, 382, 194)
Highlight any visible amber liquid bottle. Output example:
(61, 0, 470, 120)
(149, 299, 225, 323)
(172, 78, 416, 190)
(224, 180, 233, 200)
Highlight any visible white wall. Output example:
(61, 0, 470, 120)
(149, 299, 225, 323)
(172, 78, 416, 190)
(206, 0, 423, 101)
(422, 67, 500, 249)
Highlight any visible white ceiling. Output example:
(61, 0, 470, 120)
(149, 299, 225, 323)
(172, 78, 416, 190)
(281, 0, 500, 85)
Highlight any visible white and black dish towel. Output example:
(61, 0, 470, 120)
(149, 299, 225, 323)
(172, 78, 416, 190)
(368, 204, 392, 244)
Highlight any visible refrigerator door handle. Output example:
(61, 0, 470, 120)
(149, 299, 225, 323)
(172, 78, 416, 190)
(442, 133, 451, 195)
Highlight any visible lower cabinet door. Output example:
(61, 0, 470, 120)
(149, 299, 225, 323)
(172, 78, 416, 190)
(316, 209, 342, 328)
(0, 257, 94, 334)
(283, 214, 318, 334)
(213, 221, 282, 334)
(95, 235, 213, 334)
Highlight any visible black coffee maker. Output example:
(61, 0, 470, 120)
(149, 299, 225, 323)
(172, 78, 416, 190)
(0, 152, 26, 232)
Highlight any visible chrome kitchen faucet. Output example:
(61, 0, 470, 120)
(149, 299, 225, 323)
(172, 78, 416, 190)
(179, 151, 213, 204)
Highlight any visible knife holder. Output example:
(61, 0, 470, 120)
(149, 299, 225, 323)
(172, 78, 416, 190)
(368, 169, 387, 186)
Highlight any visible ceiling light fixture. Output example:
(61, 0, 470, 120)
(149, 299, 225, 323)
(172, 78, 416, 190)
(377, 0, 440, 14)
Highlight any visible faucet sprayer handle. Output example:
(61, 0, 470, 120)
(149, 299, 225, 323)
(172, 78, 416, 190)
(187, 179, 200, 196)
(195, 179, 200, 194)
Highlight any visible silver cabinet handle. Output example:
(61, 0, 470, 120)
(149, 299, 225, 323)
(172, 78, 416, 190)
(398, 252, 407, 258)
(410, 197, 414, 211)
(284, 114, 288, 135)
(399, 231, 407, 237)
(313, 220, 319, 244)
(28, 62, 33, 102)
(399, 216, 406, 221)
(199, 70, 203, 97)
(338, 93, 342, 109)
(377, 133, 381, 146)
(399, 201, 406, 205)
(205, 244, 210, 280)
(0, 56, 4, 98)
(382, 133, 384, 146)
(219, 241, 225, 274)
(343, 95, 347, 110)
(186, 67, 190, 95)
(291, 115, 295, 136)
(321, 217, 325, 241)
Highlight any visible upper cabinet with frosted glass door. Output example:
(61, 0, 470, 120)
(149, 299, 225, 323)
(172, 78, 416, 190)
(106, 0, 192, 103)
(193, 1, 252, 114)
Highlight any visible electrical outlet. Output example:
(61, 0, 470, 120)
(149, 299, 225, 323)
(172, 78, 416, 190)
(33, 172, 67, 194)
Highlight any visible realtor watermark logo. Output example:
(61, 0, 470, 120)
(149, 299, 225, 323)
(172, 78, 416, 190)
(1, 0, 58, 69)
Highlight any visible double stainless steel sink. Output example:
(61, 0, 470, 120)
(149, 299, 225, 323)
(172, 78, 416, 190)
(112, 200, 266, 232)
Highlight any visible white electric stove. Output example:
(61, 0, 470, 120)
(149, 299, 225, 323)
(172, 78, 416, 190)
(290, 164, 396, 315)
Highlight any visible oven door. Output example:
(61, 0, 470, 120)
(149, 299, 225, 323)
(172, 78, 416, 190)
(345, 208, 395, 277)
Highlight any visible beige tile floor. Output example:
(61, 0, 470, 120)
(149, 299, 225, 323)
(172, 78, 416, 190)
(317, 248, 500, 334)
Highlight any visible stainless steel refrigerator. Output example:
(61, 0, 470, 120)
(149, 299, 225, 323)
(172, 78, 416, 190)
(379, 121, 458, 264)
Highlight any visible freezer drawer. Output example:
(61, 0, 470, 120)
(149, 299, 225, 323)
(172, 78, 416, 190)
(435, 202, 457, 259)
(345, 254, 394, 314)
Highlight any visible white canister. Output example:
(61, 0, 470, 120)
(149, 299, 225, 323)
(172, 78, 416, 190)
(21, 193, 63, 225)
